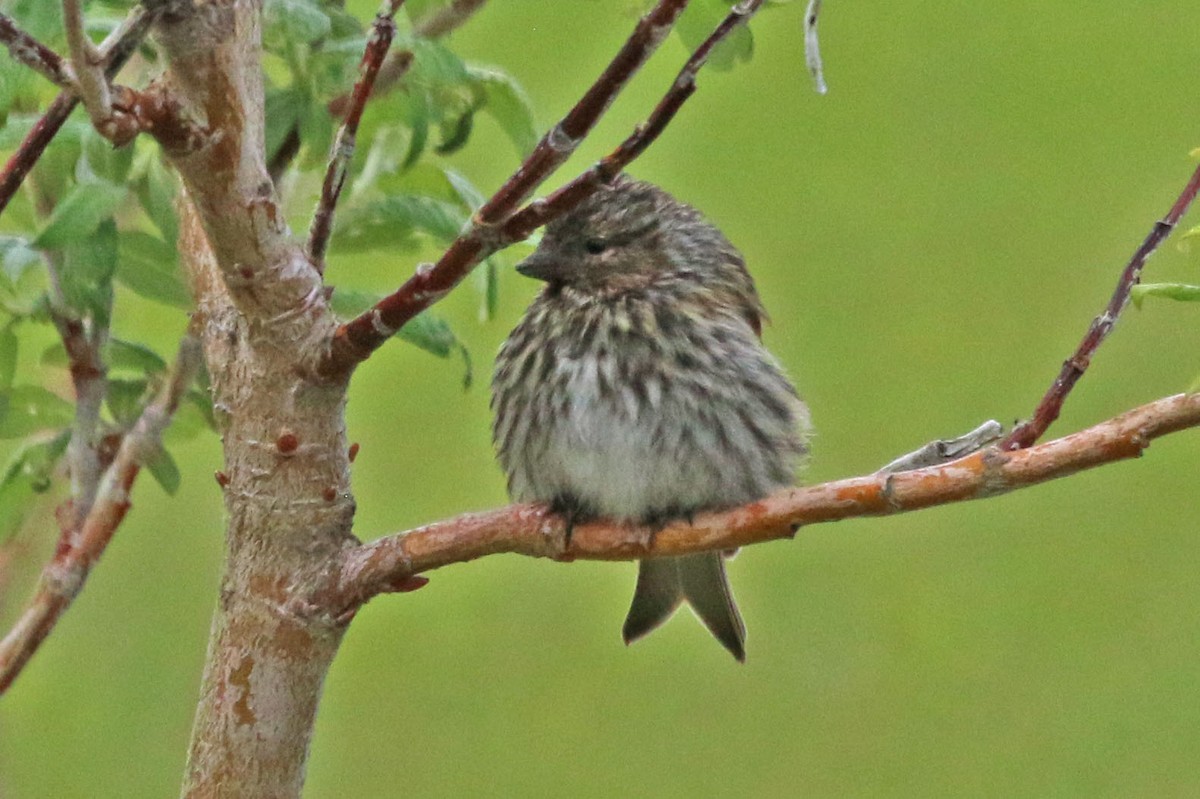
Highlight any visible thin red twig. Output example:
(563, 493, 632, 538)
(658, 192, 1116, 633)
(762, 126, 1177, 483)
(0, 7, 153, 215)
(1002, 161, 1200, 450)
(0, 12, 70, 88)
(306, 0, 404, 270)
(323, 0, 708, 374)
(0, 335, 201, 695)
(326, 392, 1200, 613)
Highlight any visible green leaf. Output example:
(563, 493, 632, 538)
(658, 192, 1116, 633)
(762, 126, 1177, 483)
(135, 153, 180, 245)
(441, 166, 487, 209)
(108, 338, 168, 375)
(60, 219, 118, 325)
(32, 179, 126, 249)
(0, 323, 18, 392)
(329, 288, 472, 385)
(82, 126, 135, 184)
(2, 0, 63, 42)
(264, 86, 309, 168)
(0, 236, 42, 286)
(676, 0, 755, 72)
(263, 0, 332, 49)
(466, 66, 538, 156)
(0, 430, 71, 528)
(1130, 283, 1200, 308)
(146, 447, 181, 495)
(333, 194, 466, 253)
(435, 107, 475, 155)
(116, 232, 192, 309)
(105, 378, 148, 428)
(0, 386, 74, 439)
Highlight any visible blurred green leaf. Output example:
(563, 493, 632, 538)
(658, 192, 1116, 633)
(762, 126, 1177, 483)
(146, 447, 181, 495)
(330, 288, 472, 385)
(333, 194, 465, 252)
(116, 232, 192, 309)
(1131, 282, 1200, 308)
(0, 385, 74, 439)
(435, 107, 475, 155)
(105, 378, 148, 428)
(60, 219, 118, 325)
(263, 0, 332, 49)
(0, 429, 71, 528)
(2, 0, 63, 42)
(0, 236, 42, 286)
(135, 152, 180, 245)
(32, 179, 126, 250)
(676, 0, 755, 72)
(466, 66, 538, 156)
(82, 127, 135, 185)
(0, 323, 18, 392)
(108, 338, 168, 375)
(265, 86, 310, 166)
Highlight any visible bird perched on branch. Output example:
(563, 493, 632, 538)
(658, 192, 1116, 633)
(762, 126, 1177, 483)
(492, 175, 809, 661)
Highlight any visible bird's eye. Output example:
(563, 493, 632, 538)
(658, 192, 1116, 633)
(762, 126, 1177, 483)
(584, 238, 608, 255)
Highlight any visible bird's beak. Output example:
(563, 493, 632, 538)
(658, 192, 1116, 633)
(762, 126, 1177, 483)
(515, 249, 561, 282)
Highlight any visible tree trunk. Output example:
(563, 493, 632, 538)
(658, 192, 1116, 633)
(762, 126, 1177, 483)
(144, 4, 356, 794)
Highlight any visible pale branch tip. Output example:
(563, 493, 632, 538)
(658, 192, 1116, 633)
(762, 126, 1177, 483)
(325, 0, 774, 375)
(803, 0, 828, 95)
(1002, 160, 1200, 451)
(0, 334, 202, 696)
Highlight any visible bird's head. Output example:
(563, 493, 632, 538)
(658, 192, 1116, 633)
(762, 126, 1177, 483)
(516, 175, 724, 294)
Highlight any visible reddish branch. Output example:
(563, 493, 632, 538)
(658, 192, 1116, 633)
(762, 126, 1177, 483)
(325, 0, 761, 373)
(307, 0, 404, 270)
(1003, 161, 1200, 450)
(0, 336, 201, 695)
(504, 0, 766, 238)
(0, 7, 153, 214)
(327, 392, 1200, 613)
(0, 13, 70, 88)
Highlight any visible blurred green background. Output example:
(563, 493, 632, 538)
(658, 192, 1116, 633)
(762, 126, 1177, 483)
(4, 1, 1200, 796)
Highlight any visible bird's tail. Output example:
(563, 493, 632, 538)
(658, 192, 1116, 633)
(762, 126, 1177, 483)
(622, 553, 746, 661)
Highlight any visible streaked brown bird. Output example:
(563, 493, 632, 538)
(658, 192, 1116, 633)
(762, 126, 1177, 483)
(491, 175, 809, 660)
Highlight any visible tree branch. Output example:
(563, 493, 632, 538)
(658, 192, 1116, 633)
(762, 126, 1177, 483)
(502, 0, 766, 239)
(0, 334, 202, 695)
(0, 5, 153, 215)
(325, 393, 1200, 613)
(0, 12, 70, 89)
(306, 0, 404, 270)
(1003, 161, 1200, 450)
(323, 0, 728, 374)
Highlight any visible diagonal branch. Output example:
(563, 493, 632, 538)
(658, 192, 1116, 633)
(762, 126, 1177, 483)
(0, 5, 153, 215)
(323, 0, 741, 374)
(1002, 161, 1200, 450)
(307, 0, 405, 270)
(0, 13, 71, 88)
(503, 0, 766, 239)
(0, 334, 202, 695)
(325, 392, 1200, 614)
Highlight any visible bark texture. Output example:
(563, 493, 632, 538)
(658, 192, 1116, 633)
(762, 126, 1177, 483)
(147, 3, 358, 795)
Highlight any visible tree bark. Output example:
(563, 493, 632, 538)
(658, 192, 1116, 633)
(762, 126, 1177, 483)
(144, 4, 357, 794)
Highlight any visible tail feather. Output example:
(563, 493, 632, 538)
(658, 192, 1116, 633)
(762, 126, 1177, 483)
(622, 553, 746, 662)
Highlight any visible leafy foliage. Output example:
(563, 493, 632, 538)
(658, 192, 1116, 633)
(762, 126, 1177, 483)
(0, 0, 548, 530)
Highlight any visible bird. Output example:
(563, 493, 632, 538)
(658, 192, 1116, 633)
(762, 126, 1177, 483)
(491, 174, 810, 661)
